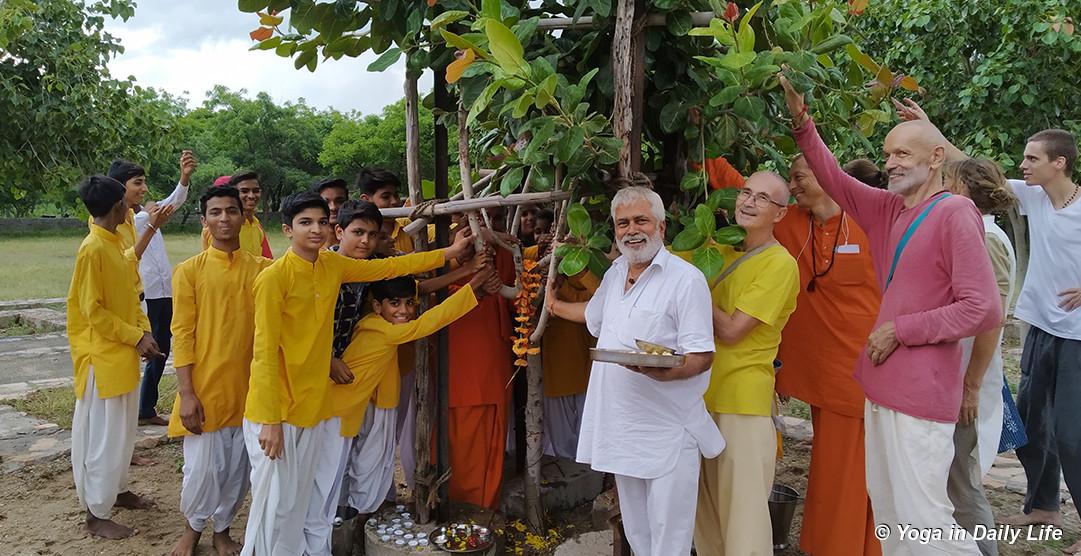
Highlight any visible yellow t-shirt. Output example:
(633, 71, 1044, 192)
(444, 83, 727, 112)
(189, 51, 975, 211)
(202, 215, 270, 259)
(166, 246, 272, 437)
(332, 285, 479, 437)
(67, 224, 151, 399)
(244, 247, 447, 427)
(705, 243, 799, 416)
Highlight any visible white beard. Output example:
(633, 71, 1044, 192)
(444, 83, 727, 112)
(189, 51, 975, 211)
(617, 231, 663, 265)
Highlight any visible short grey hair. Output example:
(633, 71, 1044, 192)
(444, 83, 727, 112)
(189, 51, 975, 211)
(610, 186, 665, 224)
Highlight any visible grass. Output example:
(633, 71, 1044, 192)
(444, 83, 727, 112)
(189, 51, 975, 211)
(0, 316, 53, 337)
(0, 230, 291, 301)
(3, 374, 178, 429)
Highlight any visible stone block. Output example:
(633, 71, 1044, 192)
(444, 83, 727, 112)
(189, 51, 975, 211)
(501, 456, 604, 519)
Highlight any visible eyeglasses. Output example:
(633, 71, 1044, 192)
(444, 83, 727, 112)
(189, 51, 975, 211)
(736, 188, 786, 208)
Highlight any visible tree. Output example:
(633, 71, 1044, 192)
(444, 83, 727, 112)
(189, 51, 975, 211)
(320, 99, 439, 182)
(852, 0, 1081, 169)
(0, 0, 182, 216)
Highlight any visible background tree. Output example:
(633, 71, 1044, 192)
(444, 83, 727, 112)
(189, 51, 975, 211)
(320, 98, 439, 182)
(852, 0, 1081, 170)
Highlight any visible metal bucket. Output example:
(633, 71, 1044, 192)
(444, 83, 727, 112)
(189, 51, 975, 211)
(768, 483, 801, 552)
(332, 506, 360, 556)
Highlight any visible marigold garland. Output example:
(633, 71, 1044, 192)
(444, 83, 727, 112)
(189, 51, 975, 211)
(511, 258, 543, 367)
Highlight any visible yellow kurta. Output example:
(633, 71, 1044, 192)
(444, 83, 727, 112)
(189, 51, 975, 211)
(202, 216, 270, 259)
(166, 247, 272, 437)
(67, 224, 151, 399)
(332, 285, 479, 437)
(88, 209, 141, 293)
(244, 248, 448, 428)
(541, 272, 599, 397)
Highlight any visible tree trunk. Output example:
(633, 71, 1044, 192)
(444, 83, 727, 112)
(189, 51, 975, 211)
(523, 353, 545, 532)
(405, 73, 436, 525)
(611, 0, 636, 180)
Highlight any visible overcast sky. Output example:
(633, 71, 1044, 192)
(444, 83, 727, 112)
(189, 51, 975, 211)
(104, 1, 431, 115)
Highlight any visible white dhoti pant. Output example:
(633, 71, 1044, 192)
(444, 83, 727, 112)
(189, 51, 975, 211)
(542, 393, 586, 459)
(395, 370, 416, 495)
(340, 402, 398, 513)
(71, 367, 138, 520)
(613, 435, 700, 556)
(304, 421, 348, 556)
(240, 417, 335, 556)
(865, 401, 981, 555)
(180, 426, 250, 533)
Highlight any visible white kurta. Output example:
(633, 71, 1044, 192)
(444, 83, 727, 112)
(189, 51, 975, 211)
(340, 402, 399, 513)
(958, 216, 1016, 476)
(240, 417, 336, 556)
(71, 367, 138, 520)
(578, 247, 723, 478)
(180, 426, 250, 533)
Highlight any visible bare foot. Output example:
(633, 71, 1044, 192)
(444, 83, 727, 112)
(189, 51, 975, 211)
(130, 453, 156, 466)
(212, 529, 243, 556)
(170, 524, 201, 556)
(115, 491, 156, 510)
(139, 415, 170, 426)
(85, 513, 134, 539)
(999, 508, 1063, 527)
(1064, 538, 1081, 555)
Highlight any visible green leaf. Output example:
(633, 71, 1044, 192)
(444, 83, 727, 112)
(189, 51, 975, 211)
(694, 204, 716, 237)
(521, 118, 556, 163)
(512, 91, 535, 118)
(499, 166, 524, 197)
(440, 30, 485, 55)
(482, 0, 502, 21)
(587, 233, 612, 251)
(253, 36, 282, 50)
(486, 19, 528, 75)
(557, 126, 585, 164)
(680, 172, 704, 191)
(695, 52, 756, 71)
(744, 63, 780, 85)
(367, 47, 402, 72)
(294, 49, 316, 70)
(709, 85, 742, 107)
(431, 10, 469, 30)
(238, 0, 268, 13)
(692, 245, 726, 281)
(739, 1, 764, 33)
(672, 228, 706, 252)
(587, 249, 612, 277)
(467, 81, 501, 126)
(659, 101, 686, 134)
(567, 203, 592, 237)
(560, 247, 590, 277)
(534, 74, 558, 109)
(554, 243, 576, 259)
(733, 96, 766, 122)
(811, 34, 853, 54)
(666, 11, 694, 36)
(736, 20, 755, 53)
(714, 225, 747, 245)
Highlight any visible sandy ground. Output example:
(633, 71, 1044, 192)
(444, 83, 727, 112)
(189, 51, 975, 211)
(0, 439, 1076, 555)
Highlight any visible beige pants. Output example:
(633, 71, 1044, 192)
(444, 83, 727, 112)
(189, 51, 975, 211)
(694, 413, 776, 556)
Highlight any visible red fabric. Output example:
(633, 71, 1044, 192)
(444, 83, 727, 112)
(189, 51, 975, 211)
(447, 248, 514, 408)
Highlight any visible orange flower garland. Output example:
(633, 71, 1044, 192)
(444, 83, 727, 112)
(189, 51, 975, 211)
(511, 258, 543, 367)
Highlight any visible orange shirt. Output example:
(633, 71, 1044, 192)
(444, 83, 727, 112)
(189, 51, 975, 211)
(448, 248, 515, 408)
(774, 208, 881, 418)
(692, 156, 746, 190)
(542, 272, 599, 397)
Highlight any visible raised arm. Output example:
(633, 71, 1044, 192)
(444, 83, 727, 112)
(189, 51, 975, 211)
(381, 284, 480, 345)
(156, 150, 196, 209)
(894, 207, 1003, 347)
(339, 228, 472, 283)
(546, 279, 588, 324)
(779, 71, 900, 232)
(891, 98, 967, 162)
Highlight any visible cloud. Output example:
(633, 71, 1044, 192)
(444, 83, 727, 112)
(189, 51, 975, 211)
(105, 2, 430, 115)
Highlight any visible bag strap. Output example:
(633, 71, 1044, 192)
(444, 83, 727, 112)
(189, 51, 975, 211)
(710, 241, 777, 290)
(884, 193, 951, 291)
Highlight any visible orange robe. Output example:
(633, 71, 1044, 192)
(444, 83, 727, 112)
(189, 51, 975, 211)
(693, 156, 747, 190)
(774, 207, 882, 556)
(447, 249, 515, 509)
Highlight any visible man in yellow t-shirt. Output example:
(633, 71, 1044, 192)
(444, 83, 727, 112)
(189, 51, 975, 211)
(167, 186, 271, 556)
(240, 191, 471, 555)
(694, 172, 799, 556)
(67, 176, 161, 540)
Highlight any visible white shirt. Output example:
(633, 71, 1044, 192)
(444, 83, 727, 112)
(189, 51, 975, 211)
(1009, 179, 1081, 340)
(134, 182, 189, 300)
(578, 247, 723, 479)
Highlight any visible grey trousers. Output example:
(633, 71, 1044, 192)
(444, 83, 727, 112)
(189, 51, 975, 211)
(1016, 326, 1081, 513)
(948, 422, 998, 556)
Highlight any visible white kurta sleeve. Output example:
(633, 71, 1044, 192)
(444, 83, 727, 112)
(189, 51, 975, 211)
(159, 181, 190, 209)
(674, 272, 716, 354)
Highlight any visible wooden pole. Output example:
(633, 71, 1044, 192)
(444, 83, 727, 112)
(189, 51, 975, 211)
(612, 0, 636, 180)
(404, 72, 437, 525)
(433, 68, 453, 524)
(379, 191, 574, 219)
(535, 11, 714, 30)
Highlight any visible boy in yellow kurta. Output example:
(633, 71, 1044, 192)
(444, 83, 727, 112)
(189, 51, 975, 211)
(67, 176, 161, 540)
(240, 191, 471, 556)
(167, 186, 271, 556)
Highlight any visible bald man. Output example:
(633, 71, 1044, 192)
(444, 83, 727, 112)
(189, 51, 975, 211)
(781, 75, 1001, 555)
(692, 172, 800, 555)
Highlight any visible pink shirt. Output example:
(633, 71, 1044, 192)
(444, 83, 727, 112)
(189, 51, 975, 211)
(794, 120, 1002, 422)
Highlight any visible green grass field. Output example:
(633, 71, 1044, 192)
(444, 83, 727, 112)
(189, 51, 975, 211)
(0, 230, 292, 301)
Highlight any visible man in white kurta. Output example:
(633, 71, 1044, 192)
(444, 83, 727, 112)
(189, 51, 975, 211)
(547, 187, 723, 556)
